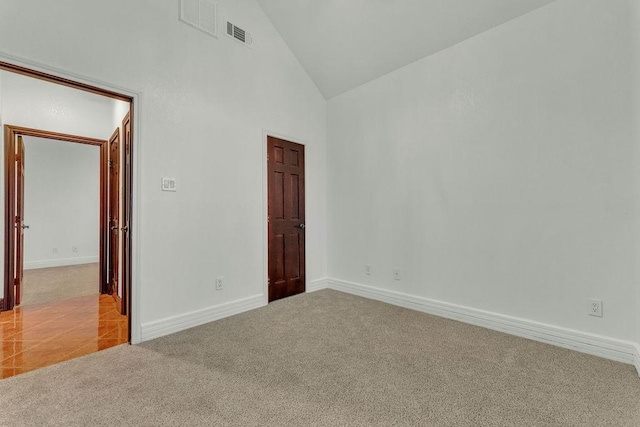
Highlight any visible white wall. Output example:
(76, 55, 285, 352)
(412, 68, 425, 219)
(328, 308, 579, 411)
(23, 137, 100, 269)
(0, 71, 127, 298)
(0, 71, 122, 138)
(632, 1, 640, 360)
(0, 0, 327, 335)
(328, 0, 640, 342)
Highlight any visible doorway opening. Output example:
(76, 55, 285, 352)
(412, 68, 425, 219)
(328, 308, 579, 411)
(0, 61, 134, 378)
(8, 129, 105, 307)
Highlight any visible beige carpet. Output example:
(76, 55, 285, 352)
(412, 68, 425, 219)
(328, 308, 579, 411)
(0, 289, 639, 426)
(20, 263, 99, 306)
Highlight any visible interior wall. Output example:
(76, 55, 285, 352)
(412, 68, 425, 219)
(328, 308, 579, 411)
(0, 72, 3, 135)
(632, 1, 640, 356)
(327, 0, 639, 342)
(0, 0, 327, 332)
(23, 136, 100, 270)
(1, 72, 121, 138)
(0, 72, 125, 298)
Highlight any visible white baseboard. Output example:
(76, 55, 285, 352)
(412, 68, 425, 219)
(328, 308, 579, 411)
(140, 294, 265, 342)
(24, 256, 99, 270)
(307, 277, 329, 293)
(327, 278, 639, 368)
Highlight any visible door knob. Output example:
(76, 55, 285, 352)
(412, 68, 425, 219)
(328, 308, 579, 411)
(121, 226, 129, 232)
(297, 223, 305, 229)
(110, 226, 118, 231)
(21, 225, 30, 229)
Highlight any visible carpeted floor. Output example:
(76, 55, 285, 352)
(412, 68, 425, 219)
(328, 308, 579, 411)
(0, 289, 639, 426)
(20, 263, 99, 306)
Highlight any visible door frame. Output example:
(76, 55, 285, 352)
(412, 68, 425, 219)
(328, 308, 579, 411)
(3, 125, 109, 310)
(262, 129, 308, 305)
(0, 55, 141, 344)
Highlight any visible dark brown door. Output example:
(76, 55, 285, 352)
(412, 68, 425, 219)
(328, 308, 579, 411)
(14, 135, 25, 306)
(121, 112, 132, 317)
(267, 136, 305, 302)
(108, 129, 120, 306)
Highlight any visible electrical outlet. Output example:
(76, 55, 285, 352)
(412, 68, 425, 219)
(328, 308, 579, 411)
(365, 264, 371, 275)
(52, 248, 58, 254)
(72, 246, 78, 253)
(588, 298, 603, 317)
(393, 268, 401, 281)
(216, 277, 223, 291)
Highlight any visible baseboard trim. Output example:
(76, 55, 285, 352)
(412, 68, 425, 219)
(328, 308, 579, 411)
(307, 277, 329, 293)
(327, 278, 639, 367)
(24, 256, 99, 270)
(140, 294, 265, 342)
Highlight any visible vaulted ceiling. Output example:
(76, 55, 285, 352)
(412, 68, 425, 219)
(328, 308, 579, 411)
(257, 0, 557, 99)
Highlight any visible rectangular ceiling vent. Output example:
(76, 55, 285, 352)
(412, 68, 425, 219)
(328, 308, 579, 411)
(225, 20, 253, 48)
(179, 0, 217, 38)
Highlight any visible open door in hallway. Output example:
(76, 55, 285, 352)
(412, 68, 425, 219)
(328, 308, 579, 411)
(267, 136, 305, 303)
(14, 135, 25, 306)
(108, 128, 120, 310)
(121, 112, 132, 317)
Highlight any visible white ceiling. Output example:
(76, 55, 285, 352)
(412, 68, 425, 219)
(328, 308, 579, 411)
(257, 0, 557, 99)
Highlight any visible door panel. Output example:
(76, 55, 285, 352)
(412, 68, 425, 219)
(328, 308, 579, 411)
(285, 233, 301, 280)
(121, 112, 132, 318)
(290, 174, 300, 218)
(108, 129, 120, 308)
(14, 136, 25, 306)
(267, 136, 305, 303)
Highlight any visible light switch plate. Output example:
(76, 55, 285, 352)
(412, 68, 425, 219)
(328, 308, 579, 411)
(161, 178, 177, 192)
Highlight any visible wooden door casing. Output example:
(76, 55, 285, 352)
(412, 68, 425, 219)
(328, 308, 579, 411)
(3, 125, 109, 311)
(108, 128, 120, 307)
(267, 136, 305, 303)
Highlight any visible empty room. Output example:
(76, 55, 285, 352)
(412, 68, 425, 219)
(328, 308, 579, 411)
(1, 0, 639, 425)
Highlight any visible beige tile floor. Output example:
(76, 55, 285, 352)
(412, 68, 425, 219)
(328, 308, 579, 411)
(21, 263, 99, 307)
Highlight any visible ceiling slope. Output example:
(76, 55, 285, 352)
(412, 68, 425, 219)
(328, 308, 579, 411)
(257, 0, 557, 99)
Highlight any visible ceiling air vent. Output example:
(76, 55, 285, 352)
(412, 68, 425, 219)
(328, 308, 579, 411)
(179, 0, 217, 38)
(225, 20, 253, 47)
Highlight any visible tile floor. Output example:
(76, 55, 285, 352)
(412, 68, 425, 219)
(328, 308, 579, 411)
(0, 294, 128, 379)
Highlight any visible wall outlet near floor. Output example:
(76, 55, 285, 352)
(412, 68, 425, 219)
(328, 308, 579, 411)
(393, 268, 401, 281)
(588, 298, 603, 317)
(72, 246, 78, 253)
(365, 264, 372, 275)
(216, 276, 224, 291)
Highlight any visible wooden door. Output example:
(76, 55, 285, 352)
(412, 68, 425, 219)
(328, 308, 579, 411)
(108, 129, 120, 305)
(267, 136, 305, 302)
(121, 112, 132, 317)
(14, 136, 25, 306)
